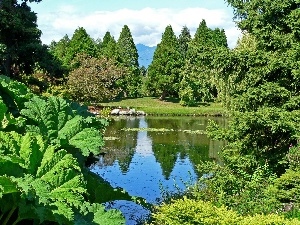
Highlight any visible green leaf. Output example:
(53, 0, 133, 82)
(68, 128, 103, 156)
(76, 202, 125, 225)
(21, 96, 106, 156)
(0, 176, 18, 195)
(19, 133, 45, 175)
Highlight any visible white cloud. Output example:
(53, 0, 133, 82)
(37, 6, 241, 48)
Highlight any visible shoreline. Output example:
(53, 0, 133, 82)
(88, 97, 227, 117)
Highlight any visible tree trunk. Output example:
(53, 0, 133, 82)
(159, 90, 167, 101)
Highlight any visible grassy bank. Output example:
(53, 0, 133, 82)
(98, 97, 226, 116)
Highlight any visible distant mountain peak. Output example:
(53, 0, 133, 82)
(136, 44, 156, 68)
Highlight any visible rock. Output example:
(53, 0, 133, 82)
(111, 108, 120, 115)
(119, 110, 128, 115)
(136, 111, 146, 116)
(111, 108, 146, 116)
(128, 108, 136, 115)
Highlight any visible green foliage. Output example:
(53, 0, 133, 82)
(178, 25, 191, 59)
(0, 0, 42, 77)
(116, 25, 141, 97)
(0, 75, 33, 115)
(146, 25, 183, 100)
(149, 197, 240, 225)
(179, 20, 228, 106)
(149, 196, 300, 225)
(0, 132, 124, 224)
(65, 27, 99, 70)
(101, 32, 118, 59)
(191, 161, 280, 216)
(20, 95, 108, 156)
(48, 34, 71, 74)
(232, 82, 291, 112)
(207, 108, 300, 174)
(0, 76, 126, 224)
(227, 0, 300, 50)
(239, 214, 300, 225)
(67, 54, 126, 103)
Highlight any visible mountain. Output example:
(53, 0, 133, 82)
(136, 44, 156, 68)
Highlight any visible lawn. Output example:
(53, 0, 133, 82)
(98, 97, 226, 116)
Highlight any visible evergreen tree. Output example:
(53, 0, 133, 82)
(101, 31, 117, 59)
(116, 25, 141, 97)
(179, 20, 228, 106)
(178, 26, 191, 59)
(146, 25, 183, 100)
(49, 35, 70, 70)
(65, 27, 99, 70)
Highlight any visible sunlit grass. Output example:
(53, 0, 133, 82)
(99, 97, 225, 116)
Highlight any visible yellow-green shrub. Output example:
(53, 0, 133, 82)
(239, 214, 300, 225)
(148, 197, 239, 225)
(148, 197, 300, 225)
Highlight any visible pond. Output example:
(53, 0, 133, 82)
(89, 116, 226, 225)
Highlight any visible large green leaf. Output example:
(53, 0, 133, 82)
(67, 128, 104, 156)
(0, 75, 33, 116)
(0, 176, 18, 196)
(0, 98, 7, 127)
(0, 132, 124, 224)
(76, 202, 125, 225)
(21, 96, 106, 156)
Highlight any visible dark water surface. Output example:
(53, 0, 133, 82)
(90, 116, 226, 224)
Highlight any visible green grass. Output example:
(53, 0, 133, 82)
(98, 97, 226, 116)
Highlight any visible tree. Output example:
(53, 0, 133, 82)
(146, 25, 183, 100)
(178, 25, 191, 59)
(116, 25, 141, 97)
(179, 20, 228, 106)
(49, 34, 70, 70)
(67, 54, 126, 103)
(0, 0, 43, 78)
(101, 31, 118, 59)
(64, 27, 99, 70)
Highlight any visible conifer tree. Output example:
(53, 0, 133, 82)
(146, 25, 183, 100)
(49, 35, 70, 69)
(116, 25, 141, 97)
(101, 31, 118, 59)
(178, 26, 192, 59)
(179, 20, 228, 106)
(65, 27, 99, 69)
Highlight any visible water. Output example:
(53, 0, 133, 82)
(90, 116, 226, 224)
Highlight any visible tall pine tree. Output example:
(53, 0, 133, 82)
(116, 25, 140, 97)
(146, 25, 183, 100)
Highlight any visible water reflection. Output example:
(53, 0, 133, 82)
(90, 116, 225, 224)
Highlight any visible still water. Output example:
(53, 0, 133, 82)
(90, 116, 226, 224)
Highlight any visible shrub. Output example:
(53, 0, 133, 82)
(148, 197, 239, 225)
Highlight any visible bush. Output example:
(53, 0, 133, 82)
(148, 197, 240, 225)
(148, 197, 300, 225)
(239, 214, 300, 225)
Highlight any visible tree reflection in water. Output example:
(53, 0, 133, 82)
(90, 116, 226, 225)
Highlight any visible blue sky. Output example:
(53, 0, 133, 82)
(29, 0, 241, 47)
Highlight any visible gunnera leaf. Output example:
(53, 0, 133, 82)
(0, 75, 33, 115)
(21, 95, 106, 156)
(75, 202, 125, 225)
